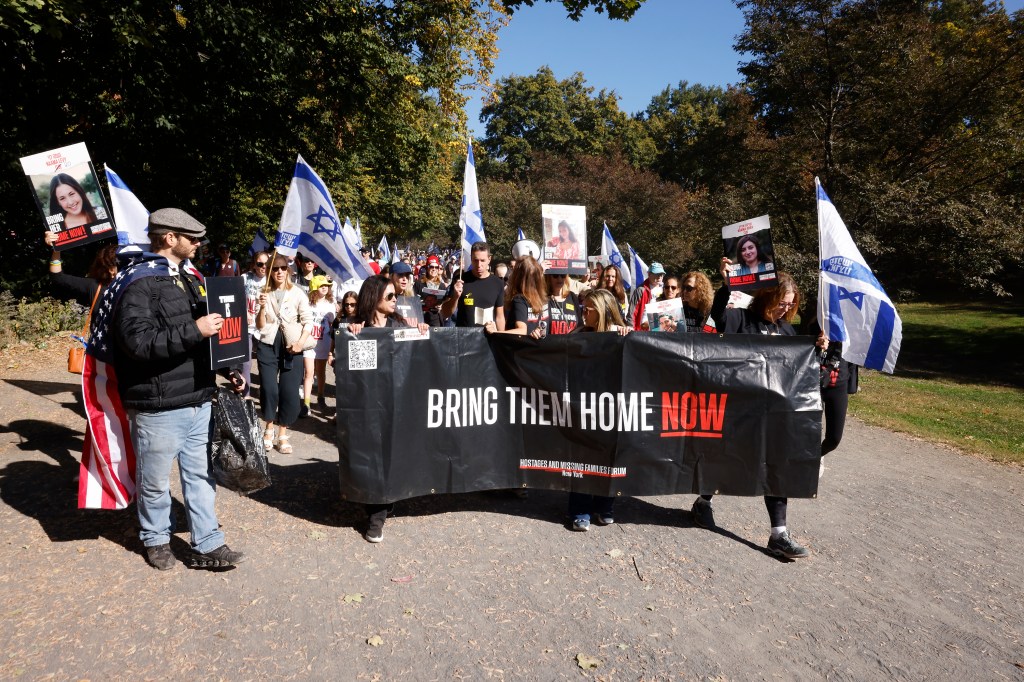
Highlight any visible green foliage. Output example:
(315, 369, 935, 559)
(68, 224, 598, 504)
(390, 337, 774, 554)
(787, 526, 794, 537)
(500, 0, 647, 21)
(1, 0, 509, 295)
(479, 67, 654, 177)
(480, 150, 696, 272)
(733, 0, 1024, 295)
(0, 291, 86, 348)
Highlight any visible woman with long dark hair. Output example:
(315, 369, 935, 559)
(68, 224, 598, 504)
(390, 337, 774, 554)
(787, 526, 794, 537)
(733, 234, 773, 276)
(347, 275, 429, 543)
(598, 264, 629, 322)
(48, 173, 98, 228)
(689, 258, 824, 559)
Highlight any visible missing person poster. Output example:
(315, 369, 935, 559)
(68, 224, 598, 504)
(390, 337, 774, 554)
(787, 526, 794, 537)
(206, 276, 249, 369)
(19, 142, 114, 251)
(643, 298, 684, 332)
(541, 204, 587, 275)
(722, 215, 777, 292)
(396, 295, 425, 325)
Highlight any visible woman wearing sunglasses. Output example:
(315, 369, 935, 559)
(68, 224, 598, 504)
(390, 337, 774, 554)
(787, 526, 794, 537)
(255, 254, 314, 455)
(689, 257, 824, 559)
(346, 275, 430, 543)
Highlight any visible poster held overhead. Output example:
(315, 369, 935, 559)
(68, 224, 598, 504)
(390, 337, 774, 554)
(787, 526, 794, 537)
(541, 204, 587, 275)
(20, 142, 115, 251)
(722, 214, 777, 292)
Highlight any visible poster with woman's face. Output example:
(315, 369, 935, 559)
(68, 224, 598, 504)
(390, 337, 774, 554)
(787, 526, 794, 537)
(540, 204, 587, 275)
(20, 142, 114, 251)
(721, 214, 778, 292)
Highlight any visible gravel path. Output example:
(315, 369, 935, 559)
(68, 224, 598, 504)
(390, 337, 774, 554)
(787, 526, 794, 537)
(1, 341, 1022, 680)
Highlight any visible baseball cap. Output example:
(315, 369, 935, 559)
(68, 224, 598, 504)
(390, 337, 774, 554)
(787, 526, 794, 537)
(649, 262, 666, 275)
(309, 275, 331, 291)
(391, 261, 413, 276)
(511, 239, 540, 261)
(426, 255, 441, 267)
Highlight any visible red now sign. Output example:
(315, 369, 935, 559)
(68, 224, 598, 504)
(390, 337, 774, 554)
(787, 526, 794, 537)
(218, 316, 242, 345)
(660, 391, 728, 438)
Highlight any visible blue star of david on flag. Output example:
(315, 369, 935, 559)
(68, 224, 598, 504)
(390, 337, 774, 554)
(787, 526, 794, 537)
(308, 205, 341, 241)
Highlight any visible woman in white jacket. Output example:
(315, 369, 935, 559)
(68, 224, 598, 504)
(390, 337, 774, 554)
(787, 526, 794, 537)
(256, 254, 314, 454)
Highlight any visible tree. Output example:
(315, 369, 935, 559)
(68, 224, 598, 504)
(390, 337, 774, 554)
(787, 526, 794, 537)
(479, 67, 654, 177)
(0, 0, 509, 294)
(734, 0, 1024, 296)
(480, 150, 696, 271)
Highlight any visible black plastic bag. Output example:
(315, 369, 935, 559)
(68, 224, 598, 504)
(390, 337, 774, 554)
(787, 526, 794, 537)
(211, 387, 272, 494)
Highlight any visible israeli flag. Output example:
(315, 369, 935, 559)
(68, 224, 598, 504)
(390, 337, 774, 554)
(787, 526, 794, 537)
(628, 244, 649, 290)
(249, 228, 270, 258)
(516, 228, 525, 241)
(378, 235, 390, 262)
(459, 141, 485, 269)
(355, 218, 363, 248)
(104, 166, 149, 248)
(277, 155, 375, 282)
(600, 223, 630, 290)
(817, 177, 902, 373)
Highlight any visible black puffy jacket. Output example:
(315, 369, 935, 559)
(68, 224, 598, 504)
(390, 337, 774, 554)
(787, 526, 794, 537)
(113, 271, 216, 410)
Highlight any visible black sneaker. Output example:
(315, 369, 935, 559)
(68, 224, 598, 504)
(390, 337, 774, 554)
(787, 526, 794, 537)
(299, 404, 309, 419)
(365, 507, 388, 543)
(317, 396, 328, 412)
(146, 544, 176, 571)
(190, 544, 246, 568)
(691, 498, 715, 529)
(767, 531, 809, 559)
(595, 514, 614, 526)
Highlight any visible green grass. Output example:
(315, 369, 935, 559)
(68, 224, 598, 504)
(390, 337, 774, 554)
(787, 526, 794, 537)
(847, 301, 1024, 464)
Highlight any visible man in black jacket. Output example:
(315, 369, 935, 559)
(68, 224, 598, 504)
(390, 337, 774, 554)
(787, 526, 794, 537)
(113, 208, 246, 570)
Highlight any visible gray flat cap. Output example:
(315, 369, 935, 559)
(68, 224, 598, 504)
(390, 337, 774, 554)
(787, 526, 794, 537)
(148, 208, 207, 238)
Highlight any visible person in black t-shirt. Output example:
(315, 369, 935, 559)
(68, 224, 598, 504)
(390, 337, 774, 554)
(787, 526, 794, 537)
(441, 241, 506, 329)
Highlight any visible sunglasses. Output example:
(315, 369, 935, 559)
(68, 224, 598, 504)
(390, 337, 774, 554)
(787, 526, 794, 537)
(254, 261, 268, 267)
(271, 265, 289, 272)
(777, 301, 795, 309)
(385, 293, 397, 301)
(681, 285, 695, 292)
(175, 233, 202, 244)
(344, 302, 357, 308)
(665, 285, 679, 291)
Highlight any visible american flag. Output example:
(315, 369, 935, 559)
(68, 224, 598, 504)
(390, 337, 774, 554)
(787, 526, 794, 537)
(78, 252, 176, 509)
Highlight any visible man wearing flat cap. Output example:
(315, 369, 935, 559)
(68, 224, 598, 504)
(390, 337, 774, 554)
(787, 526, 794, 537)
(111, 208, 247, 570)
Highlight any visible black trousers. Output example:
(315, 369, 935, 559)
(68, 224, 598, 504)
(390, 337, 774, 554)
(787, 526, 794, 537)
(700, 495, 788, 527)
(821, 385, 850, 456)
(256, 336, 303, 426)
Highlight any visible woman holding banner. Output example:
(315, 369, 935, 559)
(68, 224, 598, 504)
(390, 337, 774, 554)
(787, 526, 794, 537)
(690, 258, 821, 559)
(255, 254, 314, 455)
(566, 289, 630, 531)
(348, 275, 430, 543)
(597, 264, 629, 322)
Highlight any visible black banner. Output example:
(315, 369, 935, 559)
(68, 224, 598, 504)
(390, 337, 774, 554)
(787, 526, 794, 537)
(335, 329, 822, 504)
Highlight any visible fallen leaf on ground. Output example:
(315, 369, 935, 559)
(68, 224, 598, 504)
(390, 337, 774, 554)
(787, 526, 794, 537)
(606, 549, 623, 558)
(391, 575, 413, 583)
(343, 593, 364, 603)
(576, 653, 601, 670)
(308, 530, 326, 540)
(367, 635, 383, 647)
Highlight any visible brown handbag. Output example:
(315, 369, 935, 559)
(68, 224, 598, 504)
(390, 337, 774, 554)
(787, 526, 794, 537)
(69, 286, 101, 374)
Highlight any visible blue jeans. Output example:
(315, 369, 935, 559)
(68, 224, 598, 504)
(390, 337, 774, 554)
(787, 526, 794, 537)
(130, 403, 224, 553)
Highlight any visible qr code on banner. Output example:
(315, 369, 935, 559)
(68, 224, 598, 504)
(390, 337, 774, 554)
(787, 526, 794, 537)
(348, 340, 377, 371)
